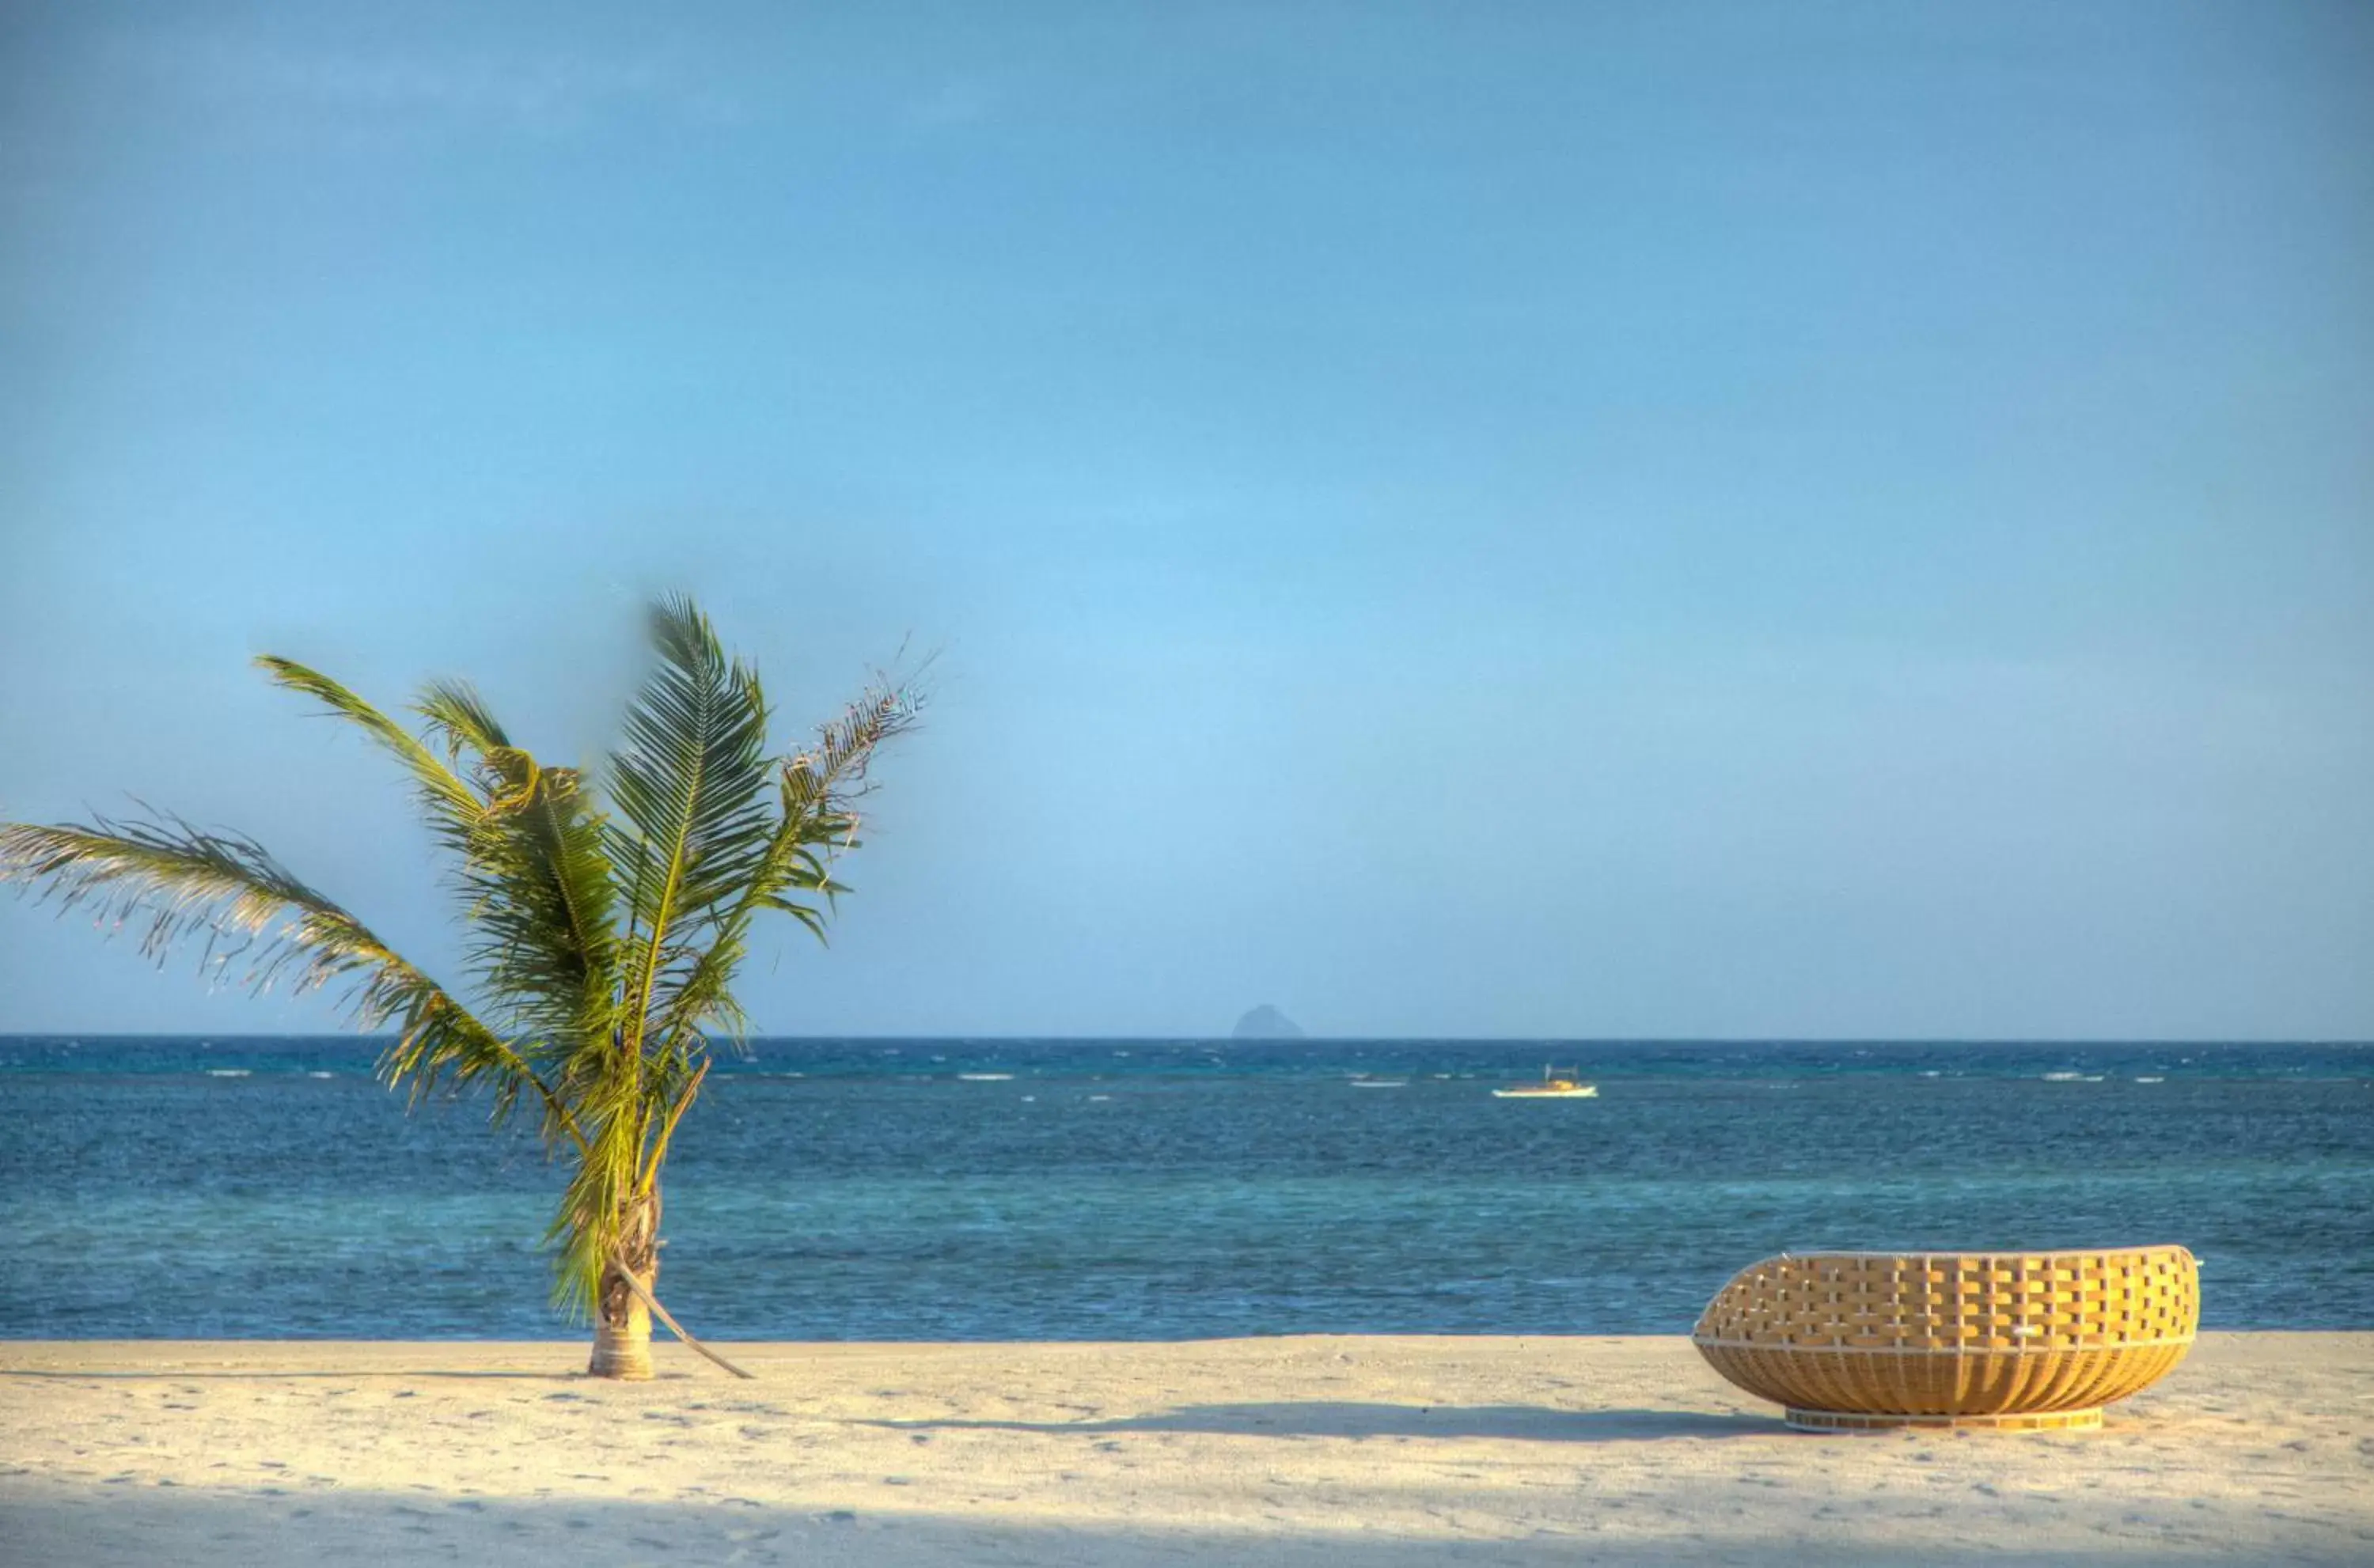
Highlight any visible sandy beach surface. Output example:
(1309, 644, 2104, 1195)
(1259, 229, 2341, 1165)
(4, 1332, 2368, 1566)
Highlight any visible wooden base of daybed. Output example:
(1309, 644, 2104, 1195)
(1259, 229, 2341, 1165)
(1784, 1405, 2103, 1434)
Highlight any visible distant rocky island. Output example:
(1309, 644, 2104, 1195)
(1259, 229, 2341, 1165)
(1231, 1005, 1303, 1040)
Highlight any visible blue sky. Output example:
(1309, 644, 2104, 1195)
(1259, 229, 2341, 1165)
(3, 2, 2368, 1039)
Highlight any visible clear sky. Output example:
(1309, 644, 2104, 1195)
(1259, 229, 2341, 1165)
(3, 2, 2368, 1040)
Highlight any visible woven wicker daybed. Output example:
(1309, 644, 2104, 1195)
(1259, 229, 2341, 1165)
(1692, 1245, 2198, 1432)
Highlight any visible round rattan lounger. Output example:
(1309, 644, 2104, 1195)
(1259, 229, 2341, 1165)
(1691, 1245, 2198, 1432)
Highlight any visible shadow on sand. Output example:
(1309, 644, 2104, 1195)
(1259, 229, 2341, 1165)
(863, 1400, 1778, 1441)
(0, 1488, 2303, 1568)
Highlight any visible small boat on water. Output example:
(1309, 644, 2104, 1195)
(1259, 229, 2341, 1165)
(1492, 1065, 1598, 1099)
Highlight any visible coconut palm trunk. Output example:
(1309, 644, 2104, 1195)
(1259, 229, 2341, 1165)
(590, 1193, 661, 1379)
(0, 597, 919, 1376)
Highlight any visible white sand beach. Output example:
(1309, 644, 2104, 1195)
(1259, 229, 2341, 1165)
(4, 1333, 2369, 1566)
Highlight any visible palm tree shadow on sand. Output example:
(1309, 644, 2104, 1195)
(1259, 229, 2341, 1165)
(866, 1403, 1778, 1441)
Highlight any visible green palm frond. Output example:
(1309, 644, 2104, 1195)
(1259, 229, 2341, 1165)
(545, 1052, 703, 1316)
(264, 657, 620, 1105)
(413, 678, 513, 761)
(458, 748, 622, 1058)
(255, 657, 485, 859)
(0, 814, 579, 1146)
(605, 597, 777, 1057)
(549, 1093, 646, 1315)
(645, 678, 924, 1058)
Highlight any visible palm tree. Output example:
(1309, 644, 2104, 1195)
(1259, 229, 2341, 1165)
(0, 597, 919, 1379)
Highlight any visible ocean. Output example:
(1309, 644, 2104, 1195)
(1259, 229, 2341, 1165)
(3, 1036, 2368, 1340)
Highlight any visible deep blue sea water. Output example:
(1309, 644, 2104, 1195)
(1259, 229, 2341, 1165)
(2, 1036, 2368, 1339)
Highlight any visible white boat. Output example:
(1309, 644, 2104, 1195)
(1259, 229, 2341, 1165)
(1492, 1065, 1598, 1099)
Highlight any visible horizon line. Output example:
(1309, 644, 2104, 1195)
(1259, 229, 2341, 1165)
(5, 1032, 2368, 1048)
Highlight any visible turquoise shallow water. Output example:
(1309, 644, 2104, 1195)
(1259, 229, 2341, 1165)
(2, 1036, 2368, 1338)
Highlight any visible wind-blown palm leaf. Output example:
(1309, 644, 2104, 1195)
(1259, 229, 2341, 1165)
(549, 1100, 639, 1312)
(401, 687, 626, 1318)
(255, 657, 485, 862)
(0, 815, 579, 1146)
(605, 597, 776, 1058)
(458, 748, 622, 1056)
(644, 680, 923, 1058)
(413, 678, 513, 761)
(262, 658, 618, 1102)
